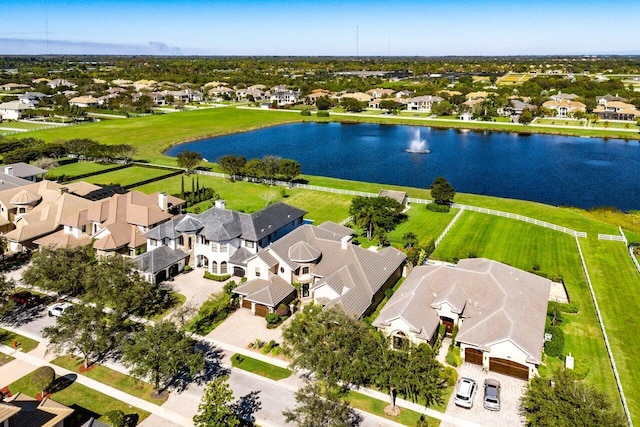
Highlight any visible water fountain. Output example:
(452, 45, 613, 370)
(405, 128, 431, 154)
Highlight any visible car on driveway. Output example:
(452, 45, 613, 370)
(455, 377, 478, 408)
(483, 378, 501, 411)
(47, 302, 72, 317)
(10, 291, 41, 307)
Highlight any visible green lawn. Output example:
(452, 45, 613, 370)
(46, 161, 123, 178)
(347, 391, 439, 426)
(149, 292, 186, 322)
(0, 328, 39, 353)
(230, 353, 292, 381)
(0, 121, 58, 130)
(0, 353, 13, 366)
(580, 239, 640, 424)
(388, 207, 458, 247)
(51, 355, 168, 405)
(79, 166, 175, 187)
(432, 211, 621, 411)
(8, 369, 150, 425)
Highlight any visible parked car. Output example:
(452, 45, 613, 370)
(10, 291, 40, 307)
(483, 378, 501, 411)
(47, 302, 72, 317)
(454, 377, 477, 408)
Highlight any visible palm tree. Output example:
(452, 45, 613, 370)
(354, 206, 380, 240)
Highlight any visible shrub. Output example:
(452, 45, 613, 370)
(186, 291, 235, 334)
(384, 288, 395, 299)
(547, 301, 564, 326)
(183, 265, 191, 272)
(442, 366, 458, 387)
(300, 109, 311, 116)
(223, 280, 237, 294)
(32, 366, 55, 396)
(262, 339, 278, 354)
(426, 203, 450, 213)
(446, 346, 461, 367)
(544, 326, 564, 357)
(558, 302, 579, 314)
(203, 271, 231, 282)
(105, 410, 126, 427)
(265, 313, 280, 328)
(275, 303, 290, 316)
(317, 110, 330, 118)
(271, 346, 282, 356)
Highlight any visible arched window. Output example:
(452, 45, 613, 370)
(220, 261, 228, 274)
(211, 261, 218, 274)
(392, 331, 409, 350)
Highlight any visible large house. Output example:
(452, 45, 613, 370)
(0, 100, 34, 120)
(136, 202, 306, 283)
(542, 99, 586, 118)
(594, 100, 640, 121)
(406, 95, 443, 112)
(236, 222, 406, 318)
(270, 90, 298, 106)
(373, 259, 551, 380)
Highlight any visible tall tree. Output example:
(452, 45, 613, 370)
(177, 150, 203, 174)
(279, 159, 301, 182)
(122, 321, 205, 394)
(283, 379, 362, 427)
(521, 370, 625, 427)
(43, 304, 113, 369)
(0, 274, 15, 317)
(193, 375, 240, 427)
(262, 155, 282, 184)
(22, 245, 94, 296)
(218, 154, 247, 181)
(430, 176, 455, 206)
(349, 196, 405, 240)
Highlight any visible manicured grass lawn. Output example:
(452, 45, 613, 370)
(51, 355, 168, 405)
(0, 328, 39, 353)
(230, 354, 292, 381)
(0, 121, 58, 130)
(432, 211, 621, 411)
(347, 391, 439, 426)
(388, 207, 458, 247)
(580, 239, 640, 424)
(0, 353, 14, 366)
(284, 189, 352, 224)
(80, 166, 175, 187)
(46, 161, 122, 178)
(8, 369, 150, 424)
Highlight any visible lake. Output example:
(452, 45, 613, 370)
(165, 122, 640, 211)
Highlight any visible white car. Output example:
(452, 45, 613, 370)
(47, 302, 72, 317)
(454, 377, 478, 408)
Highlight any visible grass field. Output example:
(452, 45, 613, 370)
(387, 207, 458, 248)
(0, 353, 13, 366)
(45, 161, 122, 178)
(0, 328, 39, 353)
(347, 391, 439, 426)
(580, 239, 640, 424)
(79, 166, 176, 187)
(51, 355, 169, 404)
(432, 211, 622, 412)
(0, 121, 59, 130)
(8, 369, 150, 424)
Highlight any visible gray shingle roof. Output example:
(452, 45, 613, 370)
(3, 162, 46, 178)
(241, 202, 307, 241)
(317, 221, 354, 237)
(144, 215, 186, 240)
(133, 246, 187, 274)
(229, 247, 254, 266)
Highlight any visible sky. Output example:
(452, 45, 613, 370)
(1, 0, 639, 56)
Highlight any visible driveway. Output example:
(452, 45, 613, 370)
(206, 308, 288, 350)
(441, 363, 527, 427)
(162, 268, 235, 318)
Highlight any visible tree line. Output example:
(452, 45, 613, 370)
(218, 154, 301, 183)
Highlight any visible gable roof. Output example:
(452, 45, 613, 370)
(378, 189, 408, 205)
(373, 259, 551, 363)
(2, 162, 46, 179)
(233, 275, 295, 307)
(5, 393, 74, 427)
(133, 246, 188, 274)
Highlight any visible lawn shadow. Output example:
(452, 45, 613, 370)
(68, 405, 100, 427)
(48, 373, 77, 394)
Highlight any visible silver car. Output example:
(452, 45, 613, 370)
(47, 302, 72, 317)
(483, 378, 501, 411)
(454, 377, 477, 408)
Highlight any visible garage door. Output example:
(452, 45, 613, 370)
(155, 270, 167, 283)
(233, 267, 245, 277)
(489, 358, 529, 380)
(242, 298, 252, 309)
(254, 304, 270, 317)
(464, 348, 483, 365)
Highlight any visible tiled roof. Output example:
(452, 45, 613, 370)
(5, 393, 74, 427)
(228, 246, 254, 266)
(133, 246, 188, 274)
(233, 275, 295, 307)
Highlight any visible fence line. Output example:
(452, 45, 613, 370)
(619, 226, 629, 245)
(190, 171, 588, 238)
(435, 207, 465, 247)
(598, 234, 626, 241)
(574, 236, 633, 427)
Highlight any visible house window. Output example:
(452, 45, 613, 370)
(393, 332, 409, 350)
(302, 283, 309, 298)
(220, 262, 228, 274)
(150, 239, 157, 247)
(220, 244, 228, 253)
(255, 267, 261, 277)
(212, 243, 218, 252)
(280, 267, 285, 273)
(302, 266, 309, 275)
(245, 241, 254, 249)
(18, 207, 26, 214)
(81, 225, 86, 233)
(211, 261, 218, 274)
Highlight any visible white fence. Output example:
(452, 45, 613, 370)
(629, 247, 640, 275)
(598, 234, 625, 241)
(451, 203, 587, 238)
(435, 207, 465, 247)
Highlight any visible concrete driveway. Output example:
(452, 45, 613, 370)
(441, 363, 527, 427)
(162, 268, 233, 318)
(206, 308, 288, 350)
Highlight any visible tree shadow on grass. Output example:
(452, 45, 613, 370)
(67, 405, 99, 427)
(233, 390, 262, 426)
(48, 373, 77, 394)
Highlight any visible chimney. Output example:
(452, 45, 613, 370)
(60, 187, 69, 194)
(4, 166, 13, 176)
(214, 199, 226, 209)
(158, 192, 168, 212)
(341, 235, 351, 250)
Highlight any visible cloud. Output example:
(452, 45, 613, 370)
(0, 38, 185, 55)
